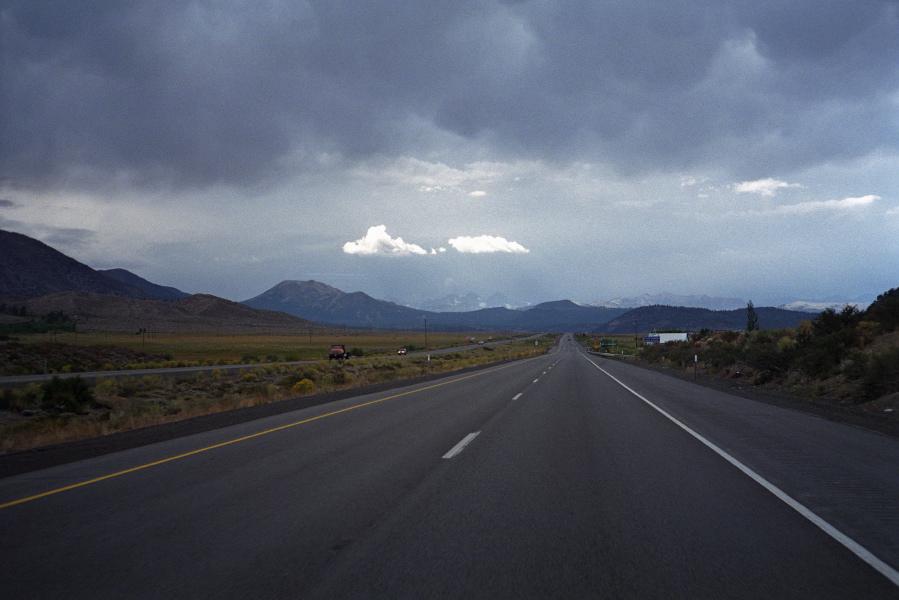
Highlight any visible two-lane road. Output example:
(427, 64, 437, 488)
(2, 336, 897, 598)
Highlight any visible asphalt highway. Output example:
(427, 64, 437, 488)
(1, 336, 897, 598)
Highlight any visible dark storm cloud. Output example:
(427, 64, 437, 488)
(2, 1, 897, 190)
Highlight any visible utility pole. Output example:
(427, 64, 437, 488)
(424, 317, 429, 350)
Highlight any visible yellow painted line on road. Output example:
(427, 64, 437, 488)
(1, 362, 523, 510)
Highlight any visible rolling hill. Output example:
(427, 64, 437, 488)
(242, 280, 630, 332)
(23, 292, 320, 333)
(598, 305, 812, 334)
(0, 230, 150, 300)
(99, 268, 190, 300)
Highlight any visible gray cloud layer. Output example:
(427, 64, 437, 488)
(4, 1, 897, 191)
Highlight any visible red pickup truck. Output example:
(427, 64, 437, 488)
(328, 344, 349, 360)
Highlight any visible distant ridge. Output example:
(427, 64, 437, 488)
(777, 300, 872, 313)
(0, 230, 149, 300)
(593, 292, 746, 311)
(243, 280, 630, 331)
(598, 305, 812, 334)
(243, 280, 433, 329)
(100, 269, 190, 300)
(24, 291, 320, 333)
(0, 230, 832, 334)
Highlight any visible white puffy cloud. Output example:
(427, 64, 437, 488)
(733, 178, 803, 196)
(343, 225, 428, 256)
(448, 235, 529, 254)
(772, 194, 879, 215)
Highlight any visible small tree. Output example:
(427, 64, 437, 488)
(746, 301, 759, 332)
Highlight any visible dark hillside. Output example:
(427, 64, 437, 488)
(100, 269, 190, 300)
(0, 230, 149, 300)
(511, 300, 626, 332)
(24, 291, 321, 333)
(599, 305, 810, 333)
(243, 280, 624, 332)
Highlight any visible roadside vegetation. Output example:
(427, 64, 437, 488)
(0, 303, 74, 337)
(0, 335, 555, 452)
(590, 288, 899, 412)
(0, 330, 506, 376)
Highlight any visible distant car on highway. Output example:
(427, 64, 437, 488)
(478, 340, 484, 345)
(397, 348, 407, 355)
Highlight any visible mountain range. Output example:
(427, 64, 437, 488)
(242, 281, 629, 331)
(1, 229, 821, 333)
(591, 292, 747, 311)
(600, 305, 813, 334)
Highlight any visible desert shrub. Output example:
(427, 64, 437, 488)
(798, 339, 843, 378)
(348, 347, 365, 357)
(0, 389, 15, 410)
(720, 330, 741, 343)
(40, 376, 97, 414)
(291, 378, 315, 395)
(639, 341, 692, 367)
(331, 371, 353, 385)
(94, 378, 118, 396)
(864, 287, 899, 332)
(693, 328, 712, 341)
(373, 361, 399, 371)
(241, 355, 260, 363)
(795, 307, 863, 378)
(841, 350, 869, 380)
(18, 384, 42, 409)
(703, 340, 740, 368)
(118, 378, 139, 397)
(242, 372, 258, 382)
(265, 354, 279, 362)
(745, 336, 793, 375)
(280, 368, 320, 388)
(861, 348, 899, 401)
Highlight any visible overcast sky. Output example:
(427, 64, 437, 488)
(2, 1, 897, 306)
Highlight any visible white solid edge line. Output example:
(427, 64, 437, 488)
(443, 431, 481, 459)
(582, 354, 899, 588)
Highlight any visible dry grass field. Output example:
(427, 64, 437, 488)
(12, 329, 496, 364)
(1, 333, 557, 452)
